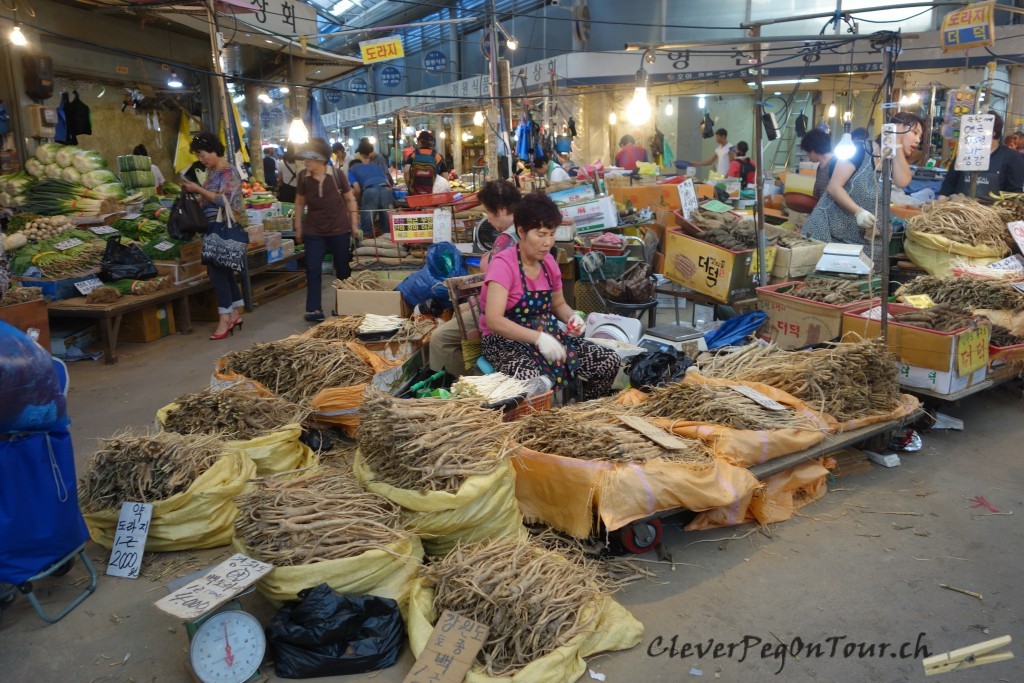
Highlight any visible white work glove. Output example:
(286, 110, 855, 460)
(535, 331, 567, 363)
(566, 313, 585, 337)
(855, 209, 876, 230)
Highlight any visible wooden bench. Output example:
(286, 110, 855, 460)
(47, 280, 210, 364)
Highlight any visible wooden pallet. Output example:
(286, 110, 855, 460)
(251, 272, 306, 306)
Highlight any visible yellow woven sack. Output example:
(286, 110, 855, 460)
(233, 536, 424, 612)
(309, 342, 403, 434)
(83, 450, 256, 552)
(904, 227, 1007, 277)
(354, 450, 526, 556)
(406, 577, 643, 683)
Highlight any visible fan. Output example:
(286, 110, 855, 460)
(473, 217, 500, 253)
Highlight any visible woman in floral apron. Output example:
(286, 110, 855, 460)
(480, 192, 620, 400)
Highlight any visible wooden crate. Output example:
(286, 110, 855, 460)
(0, 299, 50, 350)
(154, 259, 206, 285)
(251, 272, 306, 306)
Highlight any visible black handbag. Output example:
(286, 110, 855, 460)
(167, 192, 208, 241)
(99, 236, 158, 282)
(201, 197, 248, 272)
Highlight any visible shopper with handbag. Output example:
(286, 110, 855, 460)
(181, 131, 248, 340)
(293, 137, 359, 323)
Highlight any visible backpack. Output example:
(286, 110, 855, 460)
(407, 150, 440, 195)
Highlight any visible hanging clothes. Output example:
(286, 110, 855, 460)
(66, 91, 92, 139)
(54, 92, 71, 144)
(649, 128, 666, 166)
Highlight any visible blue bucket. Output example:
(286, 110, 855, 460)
(555, 136, 572, 154)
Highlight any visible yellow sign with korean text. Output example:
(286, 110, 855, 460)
(941, 2, 995, 52)
(904, 294, 935, 308)
(360, 36, 405, 65)
(956, 325, 990, 376)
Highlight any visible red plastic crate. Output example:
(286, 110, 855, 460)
(452, 192, 481, 213)
(575, 243, 627, 257)
(405, 191, 457, 208)
(502, 390, 553, 422)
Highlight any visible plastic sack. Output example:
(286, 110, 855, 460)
(397, 242, 467, 308)
(99, 236, 158, 282)
(0, 430, 89, 584)
(0, 321, 69, 433)
(267, 583, 405, 679)
(407, 577, 643, 683)
(904, 227, 1007, 277)
(702, 310, 768, 350)
(354, 451, 526, 557)
(623, 348, 693, 391)
(83, 449, 256, 551)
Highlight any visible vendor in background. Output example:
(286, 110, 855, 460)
(799, 129, 835, 200)
(614, 135, 648, 171)
(533, 155, 570, 183)
(277, 149, 299, 203)
(802, 112, 923, 270)
(688, 128, 732, 177)
(132, 144, 165, 193)
(262, 147, 278, 190)
(331, 142, 350, 173)
(293, 137, 359, 323)
(356, 137, 392, 179)
(481, 192, 620, 400)
(180, 132, 245, 340)
(404, 131, 446, 195)
(726, 141, 756, 188)
(348, 153, 394, 238)
(428, 181, 522, 376)
(939, 113, 1024, 198)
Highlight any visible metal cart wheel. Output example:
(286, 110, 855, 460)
(618, 518, 663, 554)
(50, 557, 75, 577)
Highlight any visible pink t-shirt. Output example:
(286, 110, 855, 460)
(480, 248, 562, 336)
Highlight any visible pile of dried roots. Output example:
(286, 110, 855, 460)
(899, 275, 1024, 312)
(697, 340, 900, 422)
(907, 200, 1012, 251)
(220, 338, 374, 402)
(891, 303, 978, 332)
(162, 386, 309, 440)
(631, 381, 818, 431)
(514, 404, 714, 465)
(423, 536, 607, 677)
(305, 315, 436, 343)
(790, 278, 873, 305)
(358, 389, 514, 492)
(234, 468, 411, 566)
(991, 325, 1024, 348)
(79, 431, 225, 512)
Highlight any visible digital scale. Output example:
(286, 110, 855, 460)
(639, 323, 705, 353)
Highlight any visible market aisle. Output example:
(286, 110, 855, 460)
(1, 289, 1020, 682)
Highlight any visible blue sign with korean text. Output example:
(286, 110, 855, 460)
(350, 78, 369, 94)
(380, 66, 402, 88)
(326, 90, 342, 103)
(424, 50, 448, 74)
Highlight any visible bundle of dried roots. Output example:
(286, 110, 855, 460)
(162, 386, 309, 440)
(899, 275, 1024, 312)
(632, 381, 818, 431)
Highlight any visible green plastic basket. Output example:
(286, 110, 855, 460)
(574, 254, 629, 282)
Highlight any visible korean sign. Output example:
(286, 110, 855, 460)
(238, 0, 317, 42)
(954, 115, 994, 172)
(941, 2, 995, 52)
(424, 50, 448, 74)
(360, 35, 404, 65)
(155, 554, 273, 621)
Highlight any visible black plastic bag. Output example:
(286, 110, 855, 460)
(267, 584, 405, 679)
(99, 236, 157, 282)
(624, 349, 693, 391)
(167, 192, 208, 241)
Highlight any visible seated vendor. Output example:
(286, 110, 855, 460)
(481, 192, 620, 400)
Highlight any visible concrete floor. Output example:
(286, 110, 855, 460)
(1, 281, 1022, 682)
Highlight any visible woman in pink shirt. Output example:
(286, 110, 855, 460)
(481, 192, 620, 399)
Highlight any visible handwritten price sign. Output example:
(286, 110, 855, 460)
(154, 553, 272, 621)
(1007, 221, 1024, 254)
(678, 179, 699, 220)
(955, 115, 994, 172)
(956, 325, 990, 376)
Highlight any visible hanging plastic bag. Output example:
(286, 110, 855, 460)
(99, 236, 157, 282)
(267, 583, 405, 679)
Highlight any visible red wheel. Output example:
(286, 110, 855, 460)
(619, 518, 663, 554)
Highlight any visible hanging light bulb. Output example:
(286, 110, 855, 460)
(834, 123, 856, 160)
(9, 25, 27, 46)
(608, 111, 617, 125)
(506, 37, 518, 51)
(258, 91, 272, 104)
(241, 120, 250, 128)
(347, 138, 354, 147)
(279, 84, 290, 94)
(473, 110, 484, 126)
(698, 95, 706, 109)
(626, 68, 651, 125)
(167, 71, 183, 88)
(665, 102, 674, 116)
(827, 103, 837, 118)
(368, 135, 377, 144)
(439, 131, 446, 139)
(288, 117, 309, 144)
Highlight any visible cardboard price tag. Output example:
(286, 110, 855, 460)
(678, 179, 699, 220)
(89, 225, 118, 235)
(402, 611, 488, 683)
(154, 554, 273, 621)
(107, 502, 152, 579)
(728, 384, 787, 411)
(53, 237, 84, 251)
(956, 326, 990, 376)
(904, 294, 935, 308)
(74, 276, 104, 296)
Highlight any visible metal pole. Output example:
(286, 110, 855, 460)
(487, 0, 501, 178)
(879, 40, 896, 343)
(204, 0, 236, 169)
(752, 27, 768, 286)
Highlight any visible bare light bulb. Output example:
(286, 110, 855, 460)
(697, 95, 706, 109)
(368, 135, 377, 144)
(439, 131, 446, 139)
(288, 117, 309, 144)
(279, 85, 290, 94)
(827, 103, 837, 118)
(608, 111, 617, 125)
(10, 25, 27, 46)
(167, 71, 183, 89)
(506, 37, 518, 51)
(258, 92, 272, 104)
(665, 102, 674, 116)
(473, 110, 484, 126)
(834, 132, 857, 160)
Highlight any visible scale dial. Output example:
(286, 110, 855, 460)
(189, 610, 266, 683)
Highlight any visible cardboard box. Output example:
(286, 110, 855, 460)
(664, 228, 777, 304)
(0, 299, 50, 351)
(154, 259, 205, 285)
(842, 303, 991, 372)
(267, 247, 284, 263)
(119, 303, 176, 343)
(771, 233, 827, 280)
(610, 184, 682, 211)
(547, 184, 596, 205)
(245, 223, 265, 246)
(898, 362, 987, 395)
(757, 281, 880, 350)
(335, 279, 411, 317)
(265, 231, 283, 251)
(559, 195, 618, 233)
(245, 205, 281, 224)
(50, 322, 98, 356)
(179, 240, 202, 263)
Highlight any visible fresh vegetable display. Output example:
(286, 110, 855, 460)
(6, 229, 105, 277)
(81, 169, 119, 189)
(161, 181, 181, 196)
(5, 214, 74, 241)
(141, 236, 185, 260)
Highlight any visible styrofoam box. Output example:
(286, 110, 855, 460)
(898, 362, 987, 395)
